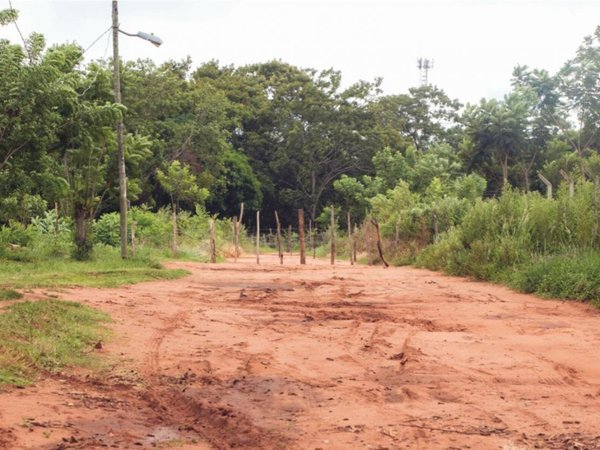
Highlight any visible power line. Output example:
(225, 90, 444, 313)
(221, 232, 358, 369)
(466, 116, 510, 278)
(83, 25, 112, 55)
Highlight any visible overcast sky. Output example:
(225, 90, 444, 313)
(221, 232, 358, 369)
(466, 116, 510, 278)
(2, 0, 600, 104)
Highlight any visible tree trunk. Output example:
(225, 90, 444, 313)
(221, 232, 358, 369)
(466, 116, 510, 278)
(73, 204, 93, 260)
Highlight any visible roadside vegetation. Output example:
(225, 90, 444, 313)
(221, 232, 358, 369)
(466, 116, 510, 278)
(0, 300, 110, 387)
(1, 6, 600, 307)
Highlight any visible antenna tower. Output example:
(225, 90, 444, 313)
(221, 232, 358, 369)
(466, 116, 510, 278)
(417, 58, 434, 86)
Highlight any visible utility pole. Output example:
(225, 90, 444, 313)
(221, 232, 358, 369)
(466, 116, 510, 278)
(112, 1, 128, 258)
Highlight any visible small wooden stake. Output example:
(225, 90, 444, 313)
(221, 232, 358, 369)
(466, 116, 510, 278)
(298, 209, 306, 264)
(209, 219, 216, 263)
(275, 210, 283, 264)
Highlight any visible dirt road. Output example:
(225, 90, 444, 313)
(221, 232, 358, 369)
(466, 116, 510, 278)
(1, 255, 600, 449)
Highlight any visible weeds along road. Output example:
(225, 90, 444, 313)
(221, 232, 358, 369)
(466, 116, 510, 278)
(1, 254, 600, 449)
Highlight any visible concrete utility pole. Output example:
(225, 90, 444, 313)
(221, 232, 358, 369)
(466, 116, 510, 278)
(112, 1, 128, 258)
(112, 1, 162, 258)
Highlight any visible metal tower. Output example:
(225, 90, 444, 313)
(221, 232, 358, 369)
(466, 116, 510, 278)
(417, 58, 434, 86)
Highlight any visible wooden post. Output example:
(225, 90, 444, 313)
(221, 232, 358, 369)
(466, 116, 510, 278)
(330, 205, 336, 265)
(366, 219, 372, 265)
(298, 209, 306, 264)
(209, 219, 216, 263)
(275, 210, 283, 264)
(287, 225, 292, 255)
(594, 177, 599, 244)
(353, 224, 358, 263)
(131, 221, 136, 257)
(54, 202, 59, 236)
(309, 220, 314, 260)
(371, 217, 389, 268)
(313, 226, 318, 259)
(232, 216, 238, 262)
(235, 203, 244, 261)
(256, 211, 260, 264)
(347, 211, 353, 266)
(172, 207, 178, 257)
(538, 172, 553, 199)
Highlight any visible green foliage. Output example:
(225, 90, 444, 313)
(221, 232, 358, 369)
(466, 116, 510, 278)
(416, 181, 600, 307)
(156, 160, 207, 210)
(510, 252, 600, 306)
(93, 212, 120, 247)
(0, 300, 109, 386)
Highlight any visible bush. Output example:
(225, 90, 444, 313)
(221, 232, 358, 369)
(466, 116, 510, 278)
(93, 212, 120, 247)
(511, 252, 600, 306)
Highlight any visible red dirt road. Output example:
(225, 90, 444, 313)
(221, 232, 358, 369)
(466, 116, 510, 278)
(1, 255, 600, 449)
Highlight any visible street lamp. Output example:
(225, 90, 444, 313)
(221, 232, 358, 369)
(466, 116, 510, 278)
(112, 0, 162, 258)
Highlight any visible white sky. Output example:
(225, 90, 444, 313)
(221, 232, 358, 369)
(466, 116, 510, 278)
(1, 0, 600, 104)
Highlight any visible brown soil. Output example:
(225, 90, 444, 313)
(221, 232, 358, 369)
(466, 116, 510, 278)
(1, 254, 600, 449)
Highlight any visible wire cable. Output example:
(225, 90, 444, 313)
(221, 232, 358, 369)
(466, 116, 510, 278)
(83, 25, 112, 54)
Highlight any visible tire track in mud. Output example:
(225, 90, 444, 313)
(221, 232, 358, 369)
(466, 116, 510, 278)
(138, 308, 291, 450)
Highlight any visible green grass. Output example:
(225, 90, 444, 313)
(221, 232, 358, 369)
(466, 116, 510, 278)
(509, 251, 600, 307)
(0, 288, 23, 301)
(0, 246, 188, 289)
(0, 300, 110, 387)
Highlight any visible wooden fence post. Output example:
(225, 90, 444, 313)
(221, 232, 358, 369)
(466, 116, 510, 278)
(330, 205, 336, 265)
(54, 202, 59, 236)
(366, 219, 372, 265)
(275, 210, 283, 264)
(172, 208, 178, 257)
(298, 209, 306, 264)
(347, 211, 353, 265)
(287, 225, 292, 255)
(209, 219, 216, 263)
(309, 220, 314, 260)
(232, 216, 238, 262)
(235, 203, 244, 261)
(131, 221, 136, 257)
(256, 211, 260, 265)
(353, 224, 358, 263)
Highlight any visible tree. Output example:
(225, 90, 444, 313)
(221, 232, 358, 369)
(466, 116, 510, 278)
(371, 85, 462, 152)
(462, 93, 529, 193)
(156, 160, 207, 256)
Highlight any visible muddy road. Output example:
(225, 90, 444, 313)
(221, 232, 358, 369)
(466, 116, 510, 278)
(1, 255, 600, 449)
